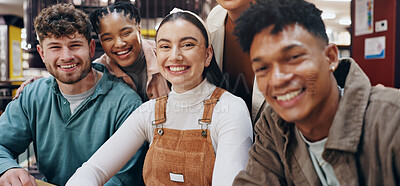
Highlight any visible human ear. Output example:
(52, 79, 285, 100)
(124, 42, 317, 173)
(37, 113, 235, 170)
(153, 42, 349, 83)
(137, 25, 141, 35)
(89, 39, 96, 58)
(204, 46, 213, 67)
(37, 44, 45, 64)
(324, 43, 339, 71)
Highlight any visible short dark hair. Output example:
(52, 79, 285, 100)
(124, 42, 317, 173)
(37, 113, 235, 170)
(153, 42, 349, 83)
(234, 0, 328, 53)
(156, 12, 227, 89)
(34, 3, 92, 44)
(90, 2, 141, 35)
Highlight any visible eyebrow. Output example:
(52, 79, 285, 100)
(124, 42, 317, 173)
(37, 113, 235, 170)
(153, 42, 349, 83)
(251, 43, 304, 63)
(282, 43, 304, 53)
(100, 27, 133, 38)
(157, 36, 199, 43)
(46, 42, 61, 46)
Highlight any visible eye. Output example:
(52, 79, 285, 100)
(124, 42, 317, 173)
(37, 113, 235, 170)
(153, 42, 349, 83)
(101, 37, 112, 42)
(291, 54, 303, 59)
(71, 44, 82, 48)
(122, 31, 132, 37)
(158, 44, 170, 49)
(288, 52, 306, 63)
(181, 41, 195, 48)
(255, 66, 268, 73)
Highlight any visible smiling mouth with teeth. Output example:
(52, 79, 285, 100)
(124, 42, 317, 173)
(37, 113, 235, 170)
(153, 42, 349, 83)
(115, 49, 131, 56)
(276, 89, 303, 102)
(59, 63, 77, 69)
(169, 66, 189, 72)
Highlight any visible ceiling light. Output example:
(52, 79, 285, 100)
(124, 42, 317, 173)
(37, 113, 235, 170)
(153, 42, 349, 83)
(100, 0, 108, 6)
(326, 28, 333, 35)
(339, 19, 352, 25)
(73, 0, 82, 6)
(321, 13, 336, 19)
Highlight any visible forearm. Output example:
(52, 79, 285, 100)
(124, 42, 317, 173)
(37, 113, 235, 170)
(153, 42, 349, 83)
(67, 114, 147, 185)
(0, 145, 21, 175)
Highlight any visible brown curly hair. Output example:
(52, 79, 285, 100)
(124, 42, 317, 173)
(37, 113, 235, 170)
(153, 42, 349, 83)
(34, 3, 92, 44)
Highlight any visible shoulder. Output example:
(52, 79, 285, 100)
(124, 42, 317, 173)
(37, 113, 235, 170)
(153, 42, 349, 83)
(99, 70, 142, 104)
(142, 39, 156, 48)
(218, 90, 247, 108)
(141, 39, 157, 68)
(213, 90, 252, 127)
(369, 86, 400, 107)
(135, 99, 156, 114)
(142, 39, 156, 56)
(92, 53, 108, 65)
(363, 87, 400, 145)
(206, 5, 227, 29)
(20, 77, 53, 98)
(207, 5, 227, 21)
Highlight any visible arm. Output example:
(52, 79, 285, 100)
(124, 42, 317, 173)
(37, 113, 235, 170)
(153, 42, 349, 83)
(0, 93, 35, 185)
(211, 97, 253, 186)
(66, 104, 149, 186)
(233, 110, 288, 185)
(104, 98, 145, 186)
(12, 76, 43, 100)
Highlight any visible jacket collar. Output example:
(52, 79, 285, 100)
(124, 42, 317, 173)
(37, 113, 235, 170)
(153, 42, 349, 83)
(325, 58, 371, 153)
(207, 5, 227, 34)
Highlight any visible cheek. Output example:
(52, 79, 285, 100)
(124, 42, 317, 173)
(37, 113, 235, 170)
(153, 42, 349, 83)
(102, 43, 113, 53)
(256, 76, 269, 93)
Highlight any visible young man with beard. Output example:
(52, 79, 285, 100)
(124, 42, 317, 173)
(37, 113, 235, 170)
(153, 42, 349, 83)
(233, 0, 400, 185)
(0, 4, 146, 186)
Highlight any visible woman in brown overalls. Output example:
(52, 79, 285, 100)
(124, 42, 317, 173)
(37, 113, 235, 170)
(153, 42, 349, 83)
(67, 9, 253, 186)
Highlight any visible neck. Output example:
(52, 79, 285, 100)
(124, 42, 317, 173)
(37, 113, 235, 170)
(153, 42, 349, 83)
(172, 78, 205, 94)
(295, 81, 340, 142)
(58, 68, 100, 95)
(226, 4, 251, 21)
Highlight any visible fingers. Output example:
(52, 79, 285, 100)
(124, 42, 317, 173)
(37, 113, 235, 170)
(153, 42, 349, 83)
(12, 76, 43, 101)
(0, 168, 36, 186)
(17, 173, 37, 186)
(29, 175, 38, 186)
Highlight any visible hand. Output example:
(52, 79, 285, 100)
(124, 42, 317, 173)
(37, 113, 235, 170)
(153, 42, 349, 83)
(12, 76, 43, 101)
(375, 84, 400, 91)
(0, 168, 37, 186)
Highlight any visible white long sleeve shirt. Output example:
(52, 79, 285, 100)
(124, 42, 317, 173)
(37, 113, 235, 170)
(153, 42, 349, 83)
(66, 80, 253, 186)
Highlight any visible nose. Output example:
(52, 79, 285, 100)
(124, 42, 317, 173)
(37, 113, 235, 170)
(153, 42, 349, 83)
(269, 65, 293, 88)
(115, 37, 126, 47)
(60, 47, 74, 62)
(170, 47, 183, 61)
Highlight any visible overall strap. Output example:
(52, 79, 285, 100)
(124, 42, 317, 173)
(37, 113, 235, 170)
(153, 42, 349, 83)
(153, 95, 168, 135)
(199, 87, 226, 137)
